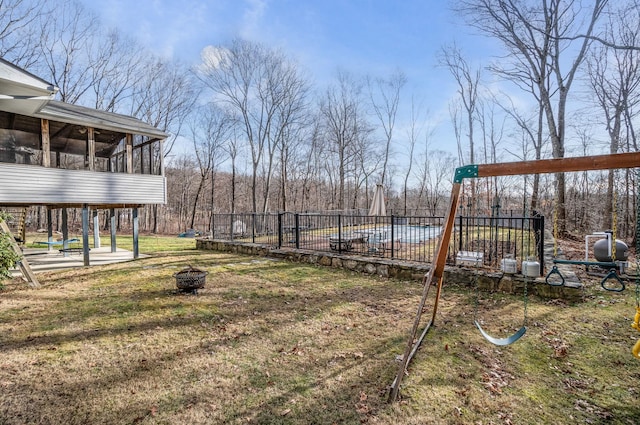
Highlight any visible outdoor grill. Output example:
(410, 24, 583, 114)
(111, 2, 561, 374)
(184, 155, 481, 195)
(174, 266, 207, 294)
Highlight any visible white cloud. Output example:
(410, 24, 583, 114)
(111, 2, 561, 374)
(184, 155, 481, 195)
(197, 45, 229, 73)
(240, 0, 268, 39)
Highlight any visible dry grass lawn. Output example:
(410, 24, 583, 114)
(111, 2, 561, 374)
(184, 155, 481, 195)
(1, 247, 639, 424)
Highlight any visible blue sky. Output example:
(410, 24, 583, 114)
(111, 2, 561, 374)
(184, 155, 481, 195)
(83, 1, 488, 73)
(79, 0, 499, 158)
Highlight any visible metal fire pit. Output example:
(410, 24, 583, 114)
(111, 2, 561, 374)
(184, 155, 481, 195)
(174, 266, 207, 294)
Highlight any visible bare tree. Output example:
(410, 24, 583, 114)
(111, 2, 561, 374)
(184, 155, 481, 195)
(188, 103, 231, 230)
(320, 70, 372, 210)
(226, 129, 240, 213)
(277, 118, 311, 211)
(129, 58, 195, 233)
(440, 44, 481, 167)
(457, 0, 607, 233)
(165, 155, 198, 232)
(367, 69, 406, 186)
(198, 40, 265, 214)
(586, 3, 640, 230)
(440, 44, 481, 208)
(449, 102, 465, 166)
(261, 58, 309, 214)
(300, 120, 327, 211)
(353, 128, 381, 210)
(403, 96, 431, 215)
(37, 0, 102, 103)
(495, 93, 548, 212)
(89, 31, 146, 112)
(131, 57, 195, 157)
(416, 147, 456, 216)
(0, 0, 47, 69)
(197, 39, 309, 214)
(6, 0, 175, 125)
(526, 0, 640, 52)
(477, 99, 507, 211)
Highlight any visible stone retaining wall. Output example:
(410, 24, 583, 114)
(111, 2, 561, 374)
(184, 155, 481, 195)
(196, 238, 583, 302)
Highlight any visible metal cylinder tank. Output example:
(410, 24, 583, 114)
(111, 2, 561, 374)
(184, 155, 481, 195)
(500, 256, 518, 274)
(522, 258, 540, 277)
(593, 238, 628, 262)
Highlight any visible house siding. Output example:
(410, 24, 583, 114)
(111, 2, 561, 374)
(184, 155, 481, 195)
(0, 163, 165, 205)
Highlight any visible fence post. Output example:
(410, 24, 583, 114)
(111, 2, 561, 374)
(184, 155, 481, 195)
(510, 211, 514, 254)
(338, 214, 342, 252)
(295, 213, 300, 249)
(391, 215, 395, 258)
(252, 213, 256, 243)
(466, 214, 471, 254)
(538, 215, 545, 276)
(458, 215, 463, 251)
(278, 213, 283, 248)
(230, 214, 234, 241)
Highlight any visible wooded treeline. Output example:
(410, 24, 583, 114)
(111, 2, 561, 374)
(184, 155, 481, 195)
(3, 0, 640, 239)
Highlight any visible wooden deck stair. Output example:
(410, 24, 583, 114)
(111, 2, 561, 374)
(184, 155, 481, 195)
(0, 207, 28, 246)
(0, 217, 39, 287)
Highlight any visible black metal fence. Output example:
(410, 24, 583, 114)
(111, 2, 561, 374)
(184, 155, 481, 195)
(208, 212, 544, 273)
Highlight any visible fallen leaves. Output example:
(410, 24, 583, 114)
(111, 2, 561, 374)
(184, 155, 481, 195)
(574, 399, 613, 420)
(482, 369, 513, 395)
(278, 343, 304, 356)
(543, 335, 570, 358)
(131, 406, 158, 424)
(329, 352, 366, 365)
(470, 344, 514, 396)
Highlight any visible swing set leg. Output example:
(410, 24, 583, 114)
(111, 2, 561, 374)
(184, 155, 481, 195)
(388, 183, 461, 403)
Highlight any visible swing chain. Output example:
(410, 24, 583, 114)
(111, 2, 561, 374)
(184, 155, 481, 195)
(635, 169, 640, 308)
(473, 265, 479, 317)
(633, 170, 640, 359)
(523, 275, 529, 326)
(612, 189, 618, 261)
(634, 260, 640, 359)
(473, 219, 482, 321)
(553, 201, 559, 258)
(636, 267, 640, 309)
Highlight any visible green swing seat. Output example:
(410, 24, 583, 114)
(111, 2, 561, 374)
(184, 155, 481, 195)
(475, 321, 527, 346)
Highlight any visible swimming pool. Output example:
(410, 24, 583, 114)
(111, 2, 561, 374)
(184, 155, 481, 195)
(363, 224, 443, 244)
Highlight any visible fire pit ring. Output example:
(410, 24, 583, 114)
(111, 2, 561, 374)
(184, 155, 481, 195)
(174, 266, 207, 293)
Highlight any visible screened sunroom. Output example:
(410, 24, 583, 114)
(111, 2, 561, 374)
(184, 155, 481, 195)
(0, 58, 168, 273)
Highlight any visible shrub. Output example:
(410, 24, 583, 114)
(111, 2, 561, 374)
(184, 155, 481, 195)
(0, 212, 21, 281)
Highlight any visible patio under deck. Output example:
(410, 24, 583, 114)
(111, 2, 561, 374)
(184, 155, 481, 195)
(10, 246, 148, 276)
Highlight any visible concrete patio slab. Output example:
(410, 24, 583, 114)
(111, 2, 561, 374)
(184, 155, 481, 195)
(10, 246, 148, 275)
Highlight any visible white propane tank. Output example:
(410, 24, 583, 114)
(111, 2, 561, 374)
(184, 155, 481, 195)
(522, 257, 540, 277)
(500, 256, 518, 274)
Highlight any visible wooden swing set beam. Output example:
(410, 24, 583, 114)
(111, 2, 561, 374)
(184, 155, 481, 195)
(389, 151, 640, 402)
(455, 151, 640, 182)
